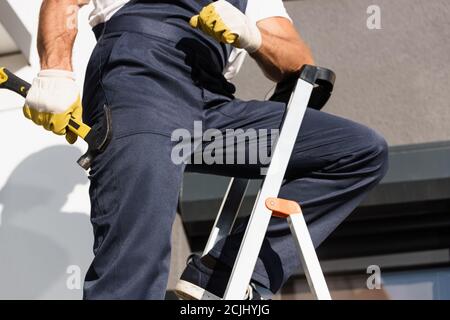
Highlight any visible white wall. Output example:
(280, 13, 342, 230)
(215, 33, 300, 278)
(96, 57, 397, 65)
(0, 23, 18, 55)
(0, 3, 96, 299)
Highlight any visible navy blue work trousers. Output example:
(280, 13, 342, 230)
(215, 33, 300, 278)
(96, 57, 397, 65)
(82, 30, 388, 299)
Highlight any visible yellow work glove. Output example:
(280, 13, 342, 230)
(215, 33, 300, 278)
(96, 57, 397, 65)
(23, 69, 82, 144)
(190, 0, 262, 53)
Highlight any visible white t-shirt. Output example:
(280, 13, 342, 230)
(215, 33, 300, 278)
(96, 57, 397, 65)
(88, 0, 291, 79)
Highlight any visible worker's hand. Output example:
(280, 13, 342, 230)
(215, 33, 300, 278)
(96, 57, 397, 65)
(190, 0, 262, 53)
(23, 69, 82, 144)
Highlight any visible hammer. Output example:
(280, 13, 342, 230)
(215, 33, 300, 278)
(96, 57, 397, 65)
(0, 67, 112, 170)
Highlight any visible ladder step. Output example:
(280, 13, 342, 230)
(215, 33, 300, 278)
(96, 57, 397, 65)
(265, 197, 302, 218)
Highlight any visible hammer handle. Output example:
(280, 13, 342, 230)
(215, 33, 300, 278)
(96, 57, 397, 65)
(0, 67, 30, 98)
(0, 67, 91, 140)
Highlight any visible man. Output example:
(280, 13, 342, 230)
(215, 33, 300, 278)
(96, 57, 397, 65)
(24, 0, 388, 300)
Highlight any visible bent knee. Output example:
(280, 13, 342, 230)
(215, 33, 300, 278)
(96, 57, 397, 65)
(359, 127, 389, 180)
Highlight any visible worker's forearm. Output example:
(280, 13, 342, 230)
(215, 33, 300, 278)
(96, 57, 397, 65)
(250, 26, 315, 83)
(38, 0, 84, 71)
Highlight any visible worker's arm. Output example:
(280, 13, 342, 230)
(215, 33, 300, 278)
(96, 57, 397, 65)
(251, 18, 314, 82)
(190, 0, 314, 83)
(23, 0, 87, 143)
(38, 0, 88, 70)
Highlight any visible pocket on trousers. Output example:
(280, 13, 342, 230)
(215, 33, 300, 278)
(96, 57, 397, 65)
(88, 164, 119, 253)
(89, 165, 119, 221)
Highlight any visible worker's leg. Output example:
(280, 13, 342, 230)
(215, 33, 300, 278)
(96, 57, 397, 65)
(83, 133, 184, 299)
(186, 99, 389, 294)
(81, 31, 204, 299)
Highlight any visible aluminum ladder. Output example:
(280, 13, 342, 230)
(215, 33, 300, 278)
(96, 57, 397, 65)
(202, 65, 336, 300)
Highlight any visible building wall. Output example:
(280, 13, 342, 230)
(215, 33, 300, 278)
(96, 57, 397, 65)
(0, 3, 95, 300)
(233, 0, 450, 146)
(0, 0, 449, 299)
